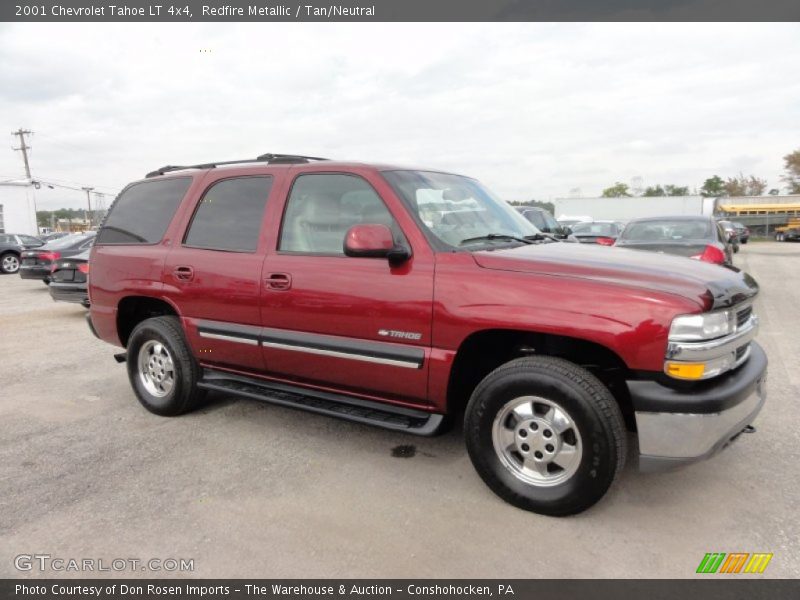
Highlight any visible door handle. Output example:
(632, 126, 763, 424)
(173, 266, 194, 281)
(265, 272, 292, 291)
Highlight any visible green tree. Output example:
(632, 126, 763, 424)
(723, 173, 768, 197)
(782, 149, 800, 194)
(642, 185, 665, 197)
(601, 182, 631, 197)
(700, 175, 726, 197)
(664, 184, 690, 196)
(643, 184, 690, 196)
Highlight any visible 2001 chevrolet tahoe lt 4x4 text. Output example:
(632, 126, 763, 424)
(87, 154, 767, 515)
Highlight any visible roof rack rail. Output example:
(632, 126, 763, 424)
(145, 154, 329, 178)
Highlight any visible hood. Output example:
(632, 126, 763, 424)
(472, 242, 758, 309)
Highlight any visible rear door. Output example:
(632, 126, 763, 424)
(258, 169, 435, 406)
(163, 173, 278, 372)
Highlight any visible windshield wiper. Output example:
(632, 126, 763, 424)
(459, 233, 535, 246)
(523, 233, 558, 242)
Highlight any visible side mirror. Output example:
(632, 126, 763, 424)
(344, 224, 410, 265)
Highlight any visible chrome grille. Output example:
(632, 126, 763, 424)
(736, 305, 753, 328)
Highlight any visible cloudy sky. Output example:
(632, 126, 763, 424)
(1, 22, 798, 210)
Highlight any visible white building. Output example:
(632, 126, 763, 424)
(552, 195, 717, 222)
(0, 180, 38, 236)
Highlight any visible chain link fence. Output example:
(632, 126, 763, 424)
(719, 214, 800, 241)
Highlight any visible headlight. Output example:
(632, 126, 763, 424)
(664, 305, 758, 381)
(668, 310, 735, 342)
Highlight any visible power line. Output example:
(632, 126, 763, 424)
(31, 177, 118, 196)
(30, 174, 122, 194)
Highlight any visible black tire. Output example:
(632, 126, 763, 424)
(1, 252, 20, 274)
(741, 238, 748, 244)
(126, 316, 205, 416)
(464, 356, 626, 516)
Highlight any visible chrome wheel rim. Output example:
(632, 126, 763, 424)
(492, 396, 583, 487)
(2, 255, 19, 273)
(137, 340, 175, 398)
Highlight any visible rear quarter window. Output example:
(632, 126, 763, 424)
(96, 177, 192, 245)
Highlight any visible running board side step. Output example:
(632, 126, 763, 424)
(197, 369, 444, 436)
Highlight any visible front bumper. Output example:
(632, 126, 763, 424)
(629, 341, 767, 472)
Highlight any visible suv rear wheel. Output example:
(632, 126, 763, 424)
(126, 316, 205, 416)
(1, 253, 20, 274)
(464, 356, 626, 516)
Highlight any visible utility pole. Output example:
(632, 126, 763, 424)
(12, 129, 41, 233)
(11, 128, 33, 179)
(82, 187, 94, 228)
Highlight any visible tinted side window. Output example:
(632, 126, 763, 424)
(523, 211, 546, 229)
(97, 177, 192, 244)
(184, 176, 273, 252)
(279, 174, 395, 254)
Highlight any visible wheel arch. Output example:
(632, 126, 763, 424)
(117, 295, 181, 347)
(446, 328, 635, 429)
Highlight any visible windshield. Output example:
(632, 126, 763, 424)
(46, 233, 94, 249)
(382, 170, 540, 248)
(620, 219, 712, 241)
(571, 222, 618, 236)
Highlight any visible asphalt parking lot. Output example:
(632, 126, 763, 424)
(1, 242, 798, 579)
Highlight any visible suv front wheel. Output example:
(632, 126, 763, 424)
(464, 356, 626, 516)
(126, 316, 205, 416)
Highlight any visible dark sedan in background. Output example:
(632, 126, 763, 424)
(41, 231, 72, 243)
(569, 221, 625, 245)
(717, 220, 740, 253)
(732, 222, 750, 244)
(776, 227, 800, 242)
(49, 249, 90, 307)
(19, 231, 95, 283)
(0, 233, 44, 274)
(615, 216, 735, 266)
(515, 206, 572, 239)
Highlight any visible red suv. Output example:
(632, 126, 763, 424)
(88, 154, 767, 515)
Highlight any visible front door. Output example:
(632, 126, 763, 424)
(260, 172, 434, 406)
